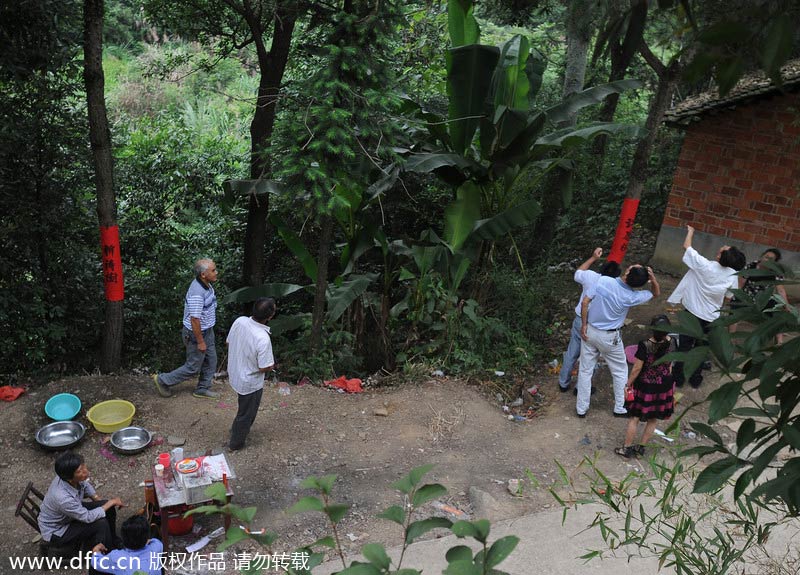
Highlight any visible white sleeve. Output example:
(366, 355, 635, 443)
(682, 246, 709, 270)
(258, 337, 275, 369)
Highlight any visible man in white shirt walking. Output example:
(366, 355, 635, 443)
(667, 225, 745, 388)
(226, 297, 277, 451)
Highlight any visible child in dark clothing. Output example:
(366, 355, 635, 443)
(616, 315, 676, 458)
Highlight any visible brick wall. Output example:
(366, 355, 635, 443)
(662, 92, 800, 250)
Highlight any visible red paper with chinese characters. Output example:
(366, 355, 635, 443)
(607, 198, 640, 264)
(99, 225, 124, 301)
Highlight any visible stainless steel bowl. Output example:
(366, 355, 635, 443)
(110, 426, 152, 455)
(36, 421, 86, 450)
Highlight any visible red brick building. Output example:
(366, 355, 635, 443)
(651, 65, 800, 285)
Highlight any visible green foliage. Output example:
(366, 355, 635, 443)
(556, 266, 800, 572)
(192, 464, 518, 574)
(0, 0, 101, 373)
(114, 112, 247, 367)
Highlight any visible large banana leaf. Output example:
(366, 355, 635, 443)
(447, 44, 500, 156)
(492, 35, 531, 110)
(269, 313, 310, 337)
(488, 111, 546, 167)
(326, 273, 379, 323)
(469, 198, 541, 242)
(404, 152, 474, 174)
(412, 244, 442, 277)
(269, 214, 317, 282)
(443, 182, 481, 253)
(222, 283, 308, 305)
(526, 47, 546, 105)
(221, 179, 283, 214)
(534, 122, 642, 150)
(544, 80, 643, 125)
(222, 178, 283, 197)
(480, 105, 528, 159)
(447, 0, 480, 47)
(340, 227, 377, 275)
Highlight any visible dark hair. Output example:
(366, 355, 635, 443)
(650, 314, 671, 342)
(55, 452, 84, 481)
(626, 266, 649, 288)
(121, 515, 149, 550)
(600, 261, 621, 278)
(719, 246, 746, 271)
(252, 297, 276, 322)
(762, 248, 782, 262)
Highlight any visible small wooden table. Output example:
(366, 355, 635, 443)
(152, 454, 235, 551)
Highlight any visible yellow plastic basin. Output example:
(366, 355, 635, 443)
(87, 400, 136, 433)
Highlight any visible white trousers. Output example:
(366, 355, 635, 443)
(576, 324, 629, 415)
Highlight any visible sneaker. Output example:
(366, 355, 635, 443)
(614, 445, 636, 458)
(192, 389, 220, 399)
(152, 374, 173, 398)
(559, 385, 570, 393)
(576, 412, 587, 418)
(612, 411, 628, 418)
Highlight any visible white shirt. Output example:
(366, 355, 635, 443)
(226, 316, 274, 395)
(573, 269, 601, 317)
(586, 276, 653, 330)
(667, 247, 737, 322)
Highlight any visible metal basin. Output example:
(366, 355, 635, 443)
(36, 421, 86, 450)
(110, 426, 152, 455)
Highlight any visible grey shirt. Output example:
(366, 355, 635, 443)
(38, 476, 104, 541)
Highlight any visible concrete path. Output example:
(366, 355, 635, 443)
(316, 503, 668, 575)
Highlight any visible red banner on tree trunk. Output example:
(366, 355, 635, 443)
(99, 225, 124, 301)
(607, 198, 640, 263)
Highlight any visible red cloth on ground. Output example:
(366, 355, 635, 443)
(0, 386, 24, 401)
(324, 376, 363, 393)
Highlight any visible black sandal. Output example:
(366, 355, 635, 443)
(614, 445, 636, 459)
(635, 444, 646, 457)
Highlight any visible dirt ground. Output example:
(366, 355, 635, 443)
(1, 255, 734, 574)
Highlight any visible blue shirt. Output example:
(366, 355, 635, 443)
(573, 269, 601, 317)
(92, 539, 164, 575)
(586, 276, 653, 330)
(182, 279, 217, 330)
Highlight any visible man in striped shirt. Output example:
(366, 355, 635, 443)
(153, 258, 221, 399)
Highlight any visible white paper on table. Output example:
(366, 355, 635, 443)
(186, 536, 210, 553)
(202, 454, 233, 481)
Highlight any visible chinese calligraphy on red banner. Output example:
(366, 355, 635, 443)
(100, 225, 124, 301)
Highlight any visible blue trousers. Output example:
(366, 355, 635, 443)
(558, 316, 583, 388)
(160, 327, 216, 391)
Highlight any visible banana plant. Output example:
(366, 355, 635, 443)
(401, 0, 642, 278)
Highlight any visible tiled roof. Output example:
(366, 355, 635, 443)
(665, 59, 800, 125)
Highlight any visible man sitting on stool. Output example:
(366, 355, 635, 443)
(38, 452, 124, 553)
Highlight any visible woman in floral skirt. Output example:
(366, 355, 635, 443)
(616, 315, 675, 458)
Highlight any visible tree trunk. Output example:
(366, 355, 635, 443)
(310, 215, 335, 352)
(241, 7, 297, 288)
(607, 44, 680, 262)
(591, 0, 649, 162)
(84, 0, 122, 372)
(527, 0, 594, 253)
